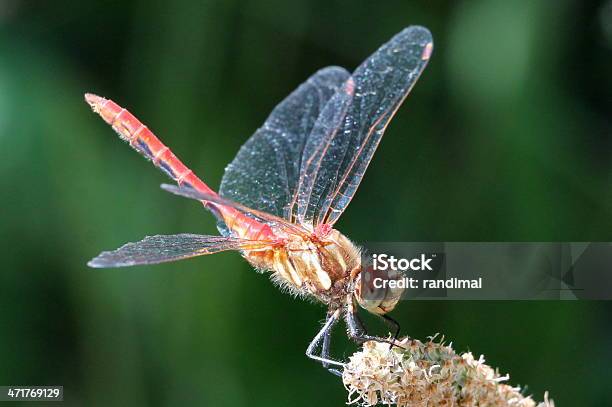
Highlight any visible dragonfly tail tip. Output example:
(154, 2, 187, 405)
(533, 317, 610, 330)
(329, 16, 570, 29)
(84, 93, 104, 111)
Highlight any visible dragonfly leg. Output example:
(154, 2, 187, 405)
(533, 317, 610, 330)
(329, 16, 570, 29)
(306, 309, 345, 371)
(379, 313, 403, 349)
(345, 302, 401, 347)
(321, 314, 343, 376)
(321, 319, 332, 363)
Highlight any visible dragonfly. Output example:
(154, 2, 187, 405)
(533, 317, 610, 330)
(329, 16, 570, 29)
(86, 26, 433, 373)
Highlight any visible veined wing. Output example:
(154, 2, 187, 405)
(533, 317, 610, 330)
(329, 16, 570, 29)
(219, 66, 350, 224)
(296, 26, 433, 226)
(88, 234, 273, 268)
(161, 184, 309, 237)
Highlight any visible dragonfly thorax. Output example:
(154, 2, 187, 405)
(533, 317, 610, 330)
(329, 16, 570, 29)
(244, 229, 361, 306)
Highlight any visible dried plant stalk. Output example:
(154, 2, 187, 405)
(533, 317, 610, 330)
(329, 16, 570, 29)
(342, 336, 554, 407)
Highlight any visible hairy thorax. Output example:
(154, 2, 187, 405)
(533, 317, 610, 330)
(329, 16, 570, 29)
(244, 229, 361, 305)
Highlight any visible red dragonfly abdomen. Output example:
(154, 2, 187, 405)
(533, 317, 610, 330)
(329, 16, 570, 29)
(85, 94, 214, 193)
(85, 93, 276, 242)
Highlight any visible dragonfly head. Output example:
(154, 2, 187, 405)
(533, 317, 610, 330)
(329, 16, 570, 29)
(353, 266, 404, 315)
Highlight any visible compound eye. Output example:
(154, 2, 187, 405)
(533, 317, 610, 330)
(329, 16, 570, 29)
(354, 270, 386, 314)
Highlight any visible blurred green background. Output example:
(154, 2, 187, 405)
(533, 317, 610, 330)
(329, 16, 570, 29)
(1, 0, 611, 405)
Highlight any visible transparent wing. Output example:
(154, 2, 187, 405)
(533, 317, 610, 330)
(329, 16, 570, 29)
(161, 184, 309, 237)
(297, 26, 433, 226)
(88, 234, 272, 268)
(295, 79, 355, 224)
(220, 66, 351, 222)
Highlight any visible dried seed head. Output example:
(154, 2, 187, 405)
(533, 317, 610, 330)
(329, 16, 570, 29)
(342, 336, 554, 407)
